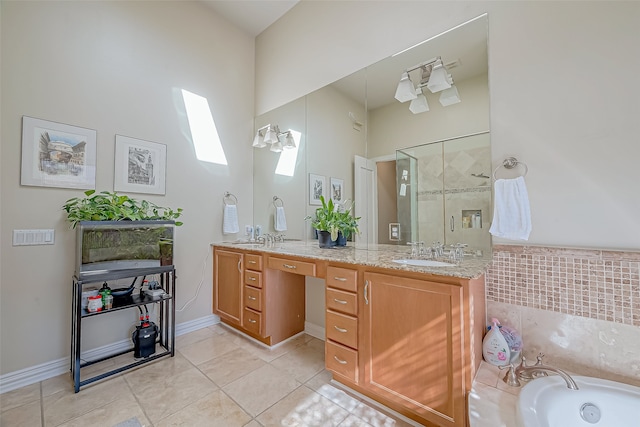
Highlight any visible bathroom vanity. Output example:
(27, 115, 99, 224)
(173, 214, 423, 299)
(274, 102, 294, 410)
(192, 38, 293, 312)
(212, 241, 488, 427)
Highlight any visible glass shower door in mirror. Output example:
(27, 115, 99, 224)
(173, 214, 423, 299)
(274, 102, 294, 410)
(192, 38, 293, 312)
(443, 132, 491, 255)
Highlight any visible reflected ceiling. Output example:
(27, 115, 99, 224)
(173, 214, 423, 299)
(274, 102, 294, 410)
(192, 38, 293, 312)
(331, 16, 488, 110)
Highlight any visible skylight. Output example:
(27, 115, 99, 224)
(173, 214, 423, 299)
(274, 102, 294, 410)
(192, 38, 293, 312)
(275, 130, 301, 177)
(181, 89, 227, 165)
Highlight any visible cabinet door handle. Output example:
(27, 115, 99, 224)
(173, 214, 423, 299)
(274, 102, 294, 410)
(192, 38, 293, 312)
(364, 280, 369, 305)
(248, 319, 257, 324)
(248, 277, 256, 281)
(451, 215, 454, 232)
(238, 260, 242, 272)
(334, 325, 348, 333)
(333, 298, 348, 305)
(282, 264, 297, 270)
(333, 355, 347, 365)
(248, 296, 257, 301)
(333, 276, 347, 282)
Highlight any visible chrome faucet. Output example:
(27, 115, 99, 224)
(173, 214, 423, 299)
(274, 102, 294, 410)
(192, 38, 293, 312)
(516, 353, 579, 390)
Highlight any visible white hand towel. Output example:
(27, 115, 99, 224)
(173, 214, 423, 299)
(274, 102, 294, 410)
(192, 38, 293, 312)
(489, 176, 532, 240)
(274, 206, 287, 232)
(223, 204, 239, 234)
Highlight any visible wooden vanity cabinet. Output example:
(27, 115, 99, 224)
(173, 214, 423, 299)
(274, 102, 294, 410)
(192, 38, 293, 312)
(213, 248, 243, 326)
(213, 246, 306, 346)
(325, 265, 359, 383)
(355, 271, 485, 427)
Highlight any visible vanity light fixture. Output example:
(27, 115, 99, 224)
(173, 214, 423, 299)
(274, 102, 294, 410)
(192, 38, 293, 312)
(439, 84, 461, 106)
(394, 72, 417, 102)
(409, 87, 429, 114)
(395, 56, 461, 114)
(252, 124, 296, 150)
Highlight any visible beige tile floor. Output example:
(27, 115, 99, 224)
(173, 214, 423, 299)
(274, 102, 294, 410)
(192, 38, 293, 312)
(0, 324, 416, 427)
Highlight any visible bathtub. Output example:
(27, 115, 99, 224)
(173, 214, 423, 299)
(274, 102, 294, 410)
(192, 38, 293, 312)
(517, 375, 640, 427)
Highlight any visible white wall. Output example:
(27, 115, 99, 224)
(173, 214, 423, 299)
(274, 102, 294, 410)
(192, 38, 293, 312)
(0, 1, 255, 375)
(256, 1, 640, 251)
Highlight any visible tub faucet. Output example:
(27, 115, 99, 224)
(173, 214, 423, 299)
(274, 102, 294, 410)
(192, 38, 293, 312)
(516, 354, 579, 390)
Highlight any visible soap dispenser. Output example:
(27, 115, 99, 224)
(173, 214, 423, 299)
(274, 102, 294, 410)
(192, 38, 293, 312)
(482, 318, 511, 366)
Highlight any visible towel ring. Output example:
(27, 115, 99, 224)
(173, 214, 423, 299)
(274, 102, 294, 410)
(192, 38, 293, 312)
(493, 157, 528, 180)
(223, 191, 237, 206)
(273, 196, 284, 208)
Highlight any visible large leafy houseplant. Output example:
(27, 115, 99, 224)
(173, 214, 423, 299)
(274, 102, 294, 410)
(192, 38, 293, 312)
(306, 196, 360, 247)
(306, 195, 340, 242)
(335, 200, 360, 240)
(63, 190, 183, 229)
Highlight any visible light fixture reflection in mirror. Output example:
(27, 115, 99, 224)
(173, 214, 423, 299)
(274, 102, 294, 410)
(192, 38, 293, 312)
(275, 130, 301, 177)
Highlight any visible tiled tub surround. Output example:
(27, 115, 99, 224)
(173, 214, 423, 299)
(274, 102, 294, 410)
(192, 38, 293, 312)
(485, 244, 640, 386)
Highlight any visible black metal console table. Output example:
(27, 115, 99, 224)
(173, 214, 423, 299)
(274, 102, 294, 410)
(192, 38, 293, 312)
(70, 266, 176, 392)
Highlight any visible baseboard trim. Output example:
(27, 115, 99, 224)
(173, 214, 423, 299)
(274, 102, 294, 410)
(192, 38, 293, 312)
(304, 321, 325, 341)
(0, 314, 220, 394)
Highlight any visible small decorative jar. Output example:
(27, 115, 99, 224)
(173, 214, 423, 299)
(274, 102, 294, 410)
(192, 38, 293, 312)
(87, 295, 103, 313)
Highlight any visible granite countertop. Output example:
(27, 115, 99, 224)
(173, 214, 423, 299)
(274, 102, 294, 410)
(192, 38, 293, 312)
(212, 240, 491, 279)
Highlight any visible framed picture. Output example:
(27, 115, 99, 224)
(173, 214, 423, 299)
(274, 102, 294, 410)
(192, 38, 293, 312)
(309, 173, 326, 205)
(330, 177, 344, 204)
(20, 116, 97, 189)
(114, 135, 166, 195)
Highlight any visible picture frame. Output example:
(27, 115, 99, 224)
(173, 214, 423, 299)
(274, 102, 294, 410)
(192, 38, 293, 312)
(309, 173, 326, 205)
(330, 177, 344, 204)
(114, 135, 166, 195)
(20, 116, 97, 189)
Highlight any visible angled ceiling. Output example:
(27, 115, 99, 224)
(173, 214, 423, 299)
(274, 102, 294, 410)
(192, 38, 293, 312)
(201, 0, 299, 37)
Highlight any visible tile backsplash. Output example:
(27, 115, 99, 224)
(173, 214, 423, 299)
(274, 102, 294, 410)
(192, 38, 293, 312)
(486, 245, 640, 326)
(484, 244, 640, 385)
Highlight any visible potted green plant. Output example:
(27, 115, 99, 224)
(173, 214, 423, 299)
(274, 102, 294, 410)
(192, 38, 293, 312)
(334, 200, 360, 246)
(63, 190, 183, 272)
(306, 195, 340, 248)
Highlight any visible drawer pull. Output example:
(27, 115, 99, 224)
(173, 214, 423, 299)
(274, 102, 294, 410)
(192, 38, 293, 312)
(248, 296, 257, 301)
(248, 260, 257, 264)
(333, 298, 348, 305)
(248, 277, 256, 281)
(282, 263, 297, 270)
(248, 319, 257, 324)
(334, 326, 348, 333)
(333, 276, 347, 282)
(333, 355, 348, 365)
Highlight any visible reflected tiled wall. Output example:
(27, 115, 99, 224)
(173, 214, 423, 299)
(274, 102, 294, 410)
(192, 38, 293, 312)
(485, 244, 640, 384)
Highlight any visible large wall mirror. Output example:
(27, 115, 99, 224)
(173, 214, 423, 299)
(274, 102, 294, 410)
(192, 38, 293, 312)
(252, 14, 489, 253)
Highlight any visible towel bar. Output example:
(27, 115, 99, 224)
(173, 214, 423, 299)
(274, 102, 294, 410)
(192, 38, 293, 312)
(493, 157, 528, 180)
(223, 192, 238, 206)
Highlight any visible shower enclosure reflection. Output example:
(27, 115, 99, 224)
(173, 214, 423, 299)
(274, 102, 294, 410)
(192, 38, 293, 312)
(391, 132, 492, 255)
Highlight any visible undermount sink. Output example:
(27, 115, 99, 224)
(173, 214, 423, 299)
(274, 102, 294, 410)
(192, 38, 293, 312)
(392, 259, 454, 267)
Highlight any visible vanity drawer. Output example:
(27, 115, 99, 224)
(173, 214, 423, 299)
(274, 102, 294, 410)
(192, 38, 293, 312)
(244, 285, 262, 312)
(243, 308, 263, 336)
(326, 310, 358, 349)
(244, 270, 262, 288)
(268, 257, 316, 276)
(326, 288, 357, 316)
(245, 253, 263, 271)
(326, 340, 358, 383)
(326, 266, 357, 292)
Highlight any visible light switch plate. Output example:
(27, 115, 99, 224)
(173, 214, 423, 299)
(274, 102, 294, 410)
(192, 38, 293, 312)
(13, 229, 55, 246)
